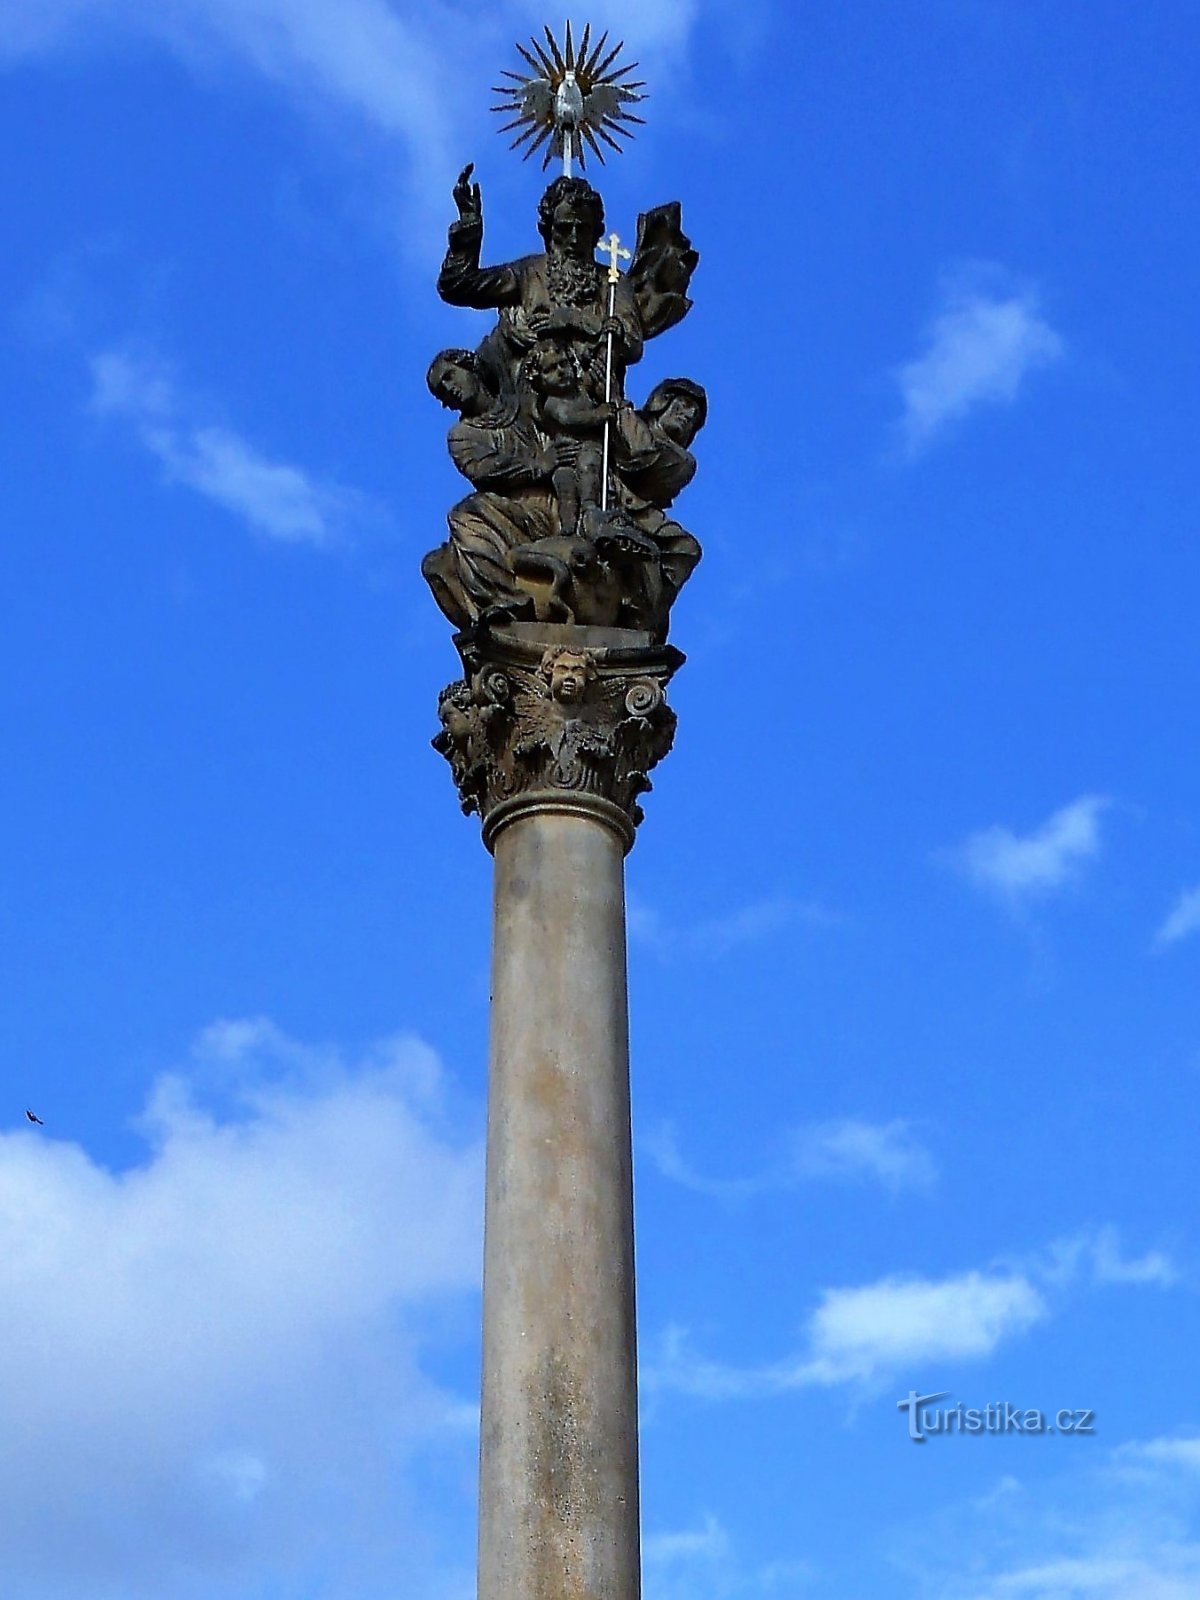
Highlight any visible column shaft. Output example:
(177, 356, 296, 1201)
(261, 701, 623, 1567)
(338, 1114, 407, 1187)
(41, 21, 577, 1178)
(478, 809, 640, 1600)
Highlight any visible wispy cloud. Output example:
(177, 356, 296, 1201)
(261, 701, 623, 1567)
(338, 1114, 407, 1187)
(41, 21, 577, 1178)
(1042, 1225, 1180, 1290)
(645, 1516, 732, 1567)
(1087, 1229, 1180, 1289)
(790, 1118, 936, 1192)
(982, 1554, 1200, 1597)
(1155, 884, 1200, 949)
(644, 1515, 735, 1597)
(926, 1542, 1200, 1600)
(1117, 1435, 1200, 1474)
(509, 0, 707, 54)
(644, 1514, 814, 1600)
(897, 264, 1063, 453)
(644, 1125, 762, 1201)
(0, 1, 718, 239)
(645, 1117, 936, 1200)
(628, 893, 835, 962)
(946, 794, 1109, 906)
(0, 1, 458, 168)
(90, 349, 367, 545)
(897, 1434, 1200, 1600)
(0, 1020, 482, 1600)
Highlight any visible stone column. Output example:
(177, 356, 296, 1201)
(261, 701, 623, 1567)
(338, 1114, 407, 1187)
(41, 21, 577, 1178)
(432, 621, 681, 1600)
(479, 802, 638, 1598)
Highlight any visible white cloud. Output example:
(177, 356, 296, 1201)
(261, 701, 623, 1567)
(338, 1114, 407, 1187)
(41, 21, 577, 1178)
(1155, 884, 1200, 948)
(897, 265, 1063, 452)
(91, 349, 366, 544)
(646, 1223, 1180, 1403)
(948, 794, 1109, 905)
(646, 1265, 1046, 1399)
(799, 1269, 1046, 1384)
(646, 1117, 935, 1199)
(0, 1020, 483, 1600)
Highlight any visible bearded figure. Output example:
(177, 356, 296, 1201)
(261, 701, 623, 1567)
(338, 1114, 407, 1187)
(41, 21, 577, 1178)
(437, 166, 697, 408)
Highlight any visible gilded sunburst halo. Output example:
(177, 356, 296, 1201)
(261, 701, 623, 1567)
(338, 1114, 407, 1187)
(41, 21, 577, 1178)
(491, 21, 647, 177)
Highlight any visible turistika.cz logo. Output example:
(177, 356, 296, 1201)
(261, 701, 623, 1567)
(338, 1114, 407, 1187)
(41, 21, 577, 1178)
(897, 1391, 1096, 1443)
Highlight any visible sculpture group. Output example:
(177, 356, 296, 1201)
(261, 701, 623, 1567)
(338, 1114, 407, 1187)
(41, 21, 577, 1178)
(423, 166, 705, 643)
(424, 34, 705, 845)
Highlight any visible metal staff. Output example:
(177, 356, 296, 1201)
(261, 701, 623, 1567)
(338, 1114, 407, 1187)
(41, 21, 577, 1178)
(600, 229, 631, 511)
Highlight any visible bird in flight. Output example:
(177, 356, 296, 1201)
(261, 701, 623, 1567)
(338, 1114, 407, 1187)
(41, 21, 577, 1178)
(24, 1109, 44, 1126)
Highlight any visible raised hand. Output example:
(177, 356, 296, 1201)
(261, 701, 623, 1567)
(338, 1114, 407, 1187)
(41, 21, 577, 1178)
(453, 163, 482, 225)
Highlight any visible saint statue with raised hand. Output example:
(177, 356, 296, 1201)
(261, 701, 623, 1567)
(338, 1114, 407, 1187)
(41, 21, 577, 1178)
(438, 165, 698, 409)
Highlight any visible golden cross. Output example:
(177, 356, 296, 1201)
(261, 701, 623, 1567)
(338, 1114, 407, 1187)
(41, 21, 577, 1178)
(601, 230, 632, 284)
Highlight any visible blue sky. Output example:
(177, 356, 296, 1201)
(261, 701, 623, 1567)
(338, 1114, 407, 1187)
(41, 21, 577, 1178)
(2, 1, 1200, 1595)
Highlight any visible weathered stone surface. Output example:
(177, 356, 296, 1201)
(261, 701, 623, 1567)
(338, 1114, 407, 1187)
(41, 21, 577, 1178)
(479, 807, 640, 1600)
(433, 621, 681, 850)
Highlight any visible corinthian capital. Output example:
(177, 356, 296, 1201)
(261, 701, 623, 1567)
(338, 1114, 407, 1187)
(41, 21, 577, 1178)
(433, 622, 682, 853)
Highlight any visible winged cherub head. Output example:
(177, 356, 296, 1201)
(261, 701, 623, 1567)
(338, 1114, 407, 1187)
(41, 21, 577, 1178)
(539, 646, 598, 706)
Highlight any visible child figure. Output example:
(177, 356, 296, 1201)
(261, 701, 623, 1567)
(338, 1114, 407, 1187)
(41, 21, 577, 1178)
(528, 333, 614, 537)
